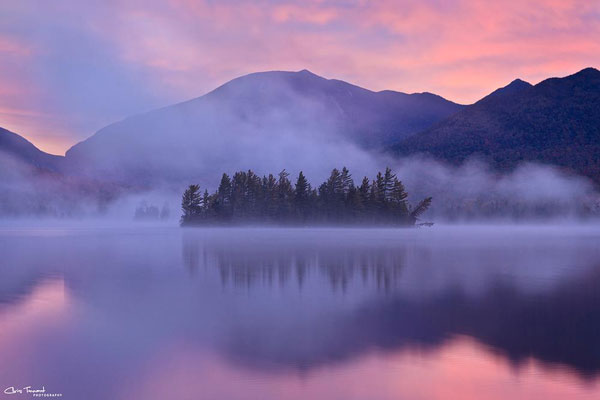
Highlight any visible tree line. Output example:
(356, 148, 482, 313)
(180, 167, 431, 226)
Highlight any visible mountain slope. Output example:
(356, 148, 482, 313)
(65, 69, 462, 185)
(0, 127, 130, 217)
(0, 127, 62, 172)
(390, 68, 600, 182)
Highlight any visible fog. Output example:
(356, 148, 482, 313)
(1, 71, 598, 222)
(2, 158, 597, 223)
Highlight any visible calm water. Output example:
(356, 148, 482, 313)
(1, 225, 600, 399)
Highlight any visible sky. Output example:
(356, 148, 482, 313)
(0, 0, 599, 155)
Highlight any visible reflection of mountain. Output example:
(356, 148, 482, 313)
(2, 227, 600, 385)
(178, 229, 600, 377)
(219, 265, 600, 377)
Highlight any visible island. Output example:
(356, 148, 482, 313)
(180, 167, 432, 226)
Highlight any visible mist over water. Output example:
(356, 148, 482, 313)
(3, 151, 598, 222)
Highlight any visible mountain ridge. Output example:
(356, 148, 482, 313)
(0, 127, 63, 172)
(3, 67, 599, 187)
(390, 67, 600, 183)
(63, 69, 463, 184)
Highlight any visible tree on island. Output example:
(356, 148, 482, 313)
(135, 200, 171, 220)
(180, 167, 432, 226)
(181, 184, 202, 223)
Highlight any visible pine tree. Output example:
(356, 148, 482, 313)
(263, 174, 278, 219)
(347, 184, 363, 220)
(181, 184, 202, 225)
(216, 173, 232, 220)
(327, 168, 343, 195)
(202, 189, 211, 217)
(410, 197, 433, 224)
(294, 171, 309, 221)
(246, 170, 262, 219)
(358, 177, 371, 217)
(179, 168, 432, 226)
(277, 169, 293, 220)
(341, 167, 353, 194)
(371, 172, 385, 218)
(390, 178, 409, 222)
(382, 167, 397, 201)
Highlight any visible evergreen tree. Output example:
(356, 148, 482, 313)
(323, 168, 345, 220)
(202, 189, 211, 217)
(327, 168, 343, 195)
(382, 167, 397, 201)
(277, 169, 293, 220)
(294, 171, 309, 221)
(181, 184, 202, 225)
(341, 167, 353, 194)
(410, 197, 433, 224)
(358, 177, 371, 217)
(347, 184, 363, 220)
(390, 178, 409, 222)
(216, 173, 232, 220)
(371, 172, 385, 217)
(179, 167, 432, 227)
(263, 174, 278, 219)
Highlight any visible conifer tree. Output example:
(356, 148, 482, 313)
(277, 169, 293, 219)
(371, 172, 385, 217)
(181, 184, 202, 225)
(410, 197, 433, 224)
(383, 167, 397, 201)
(202, 189, 211, 216)
(216, 173, 232, 220)
(180, 167, 431, 226)
(390, 178, 409, 221)
(294, 171, 309, 221)
(263, 174, 278, 219)
(358, 177, 371, 217)
(341, 167, 353, 194)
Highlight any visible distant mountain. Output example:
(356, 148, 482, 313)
(65, 69, 462, 185)
(477, 78, 532, 104)
(0, 127, 62, 173)
(390, 68, 600, 183)
(0, 127, 129, 217)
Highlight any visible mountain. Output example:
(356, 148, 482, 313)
(390, 68, 600, 183)
(477, 78, 532, 104)
(0, 127, 129, 217)
(64, 69, 462, 185)
(0, 127, 62, 173)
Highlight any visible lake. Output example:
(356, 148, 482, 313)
(1, 225, 599, 399)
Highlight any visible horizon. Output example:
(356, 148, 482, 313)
(1, 0, 599, 155)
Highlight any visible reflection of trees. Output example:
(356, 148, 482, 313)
(182, 236, 405, 292)
(181, 232, 600, 379)
(220, 265, 600, 379)
(182, 237, 202, 275)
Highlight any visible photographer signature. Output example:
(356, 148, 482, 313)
(4, 386, 62, 397)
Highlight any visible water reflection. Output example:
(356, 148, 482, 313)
(130, 337, 599, 400)
(183, 233, 405, 291)
(181, 228, 600, 377)
(0, 226, 599, 399)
